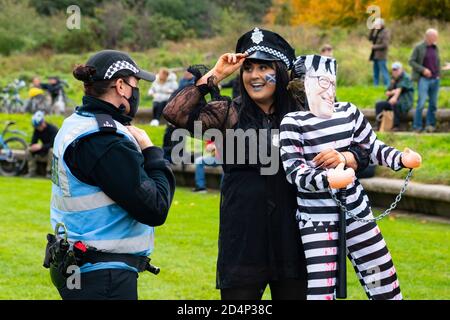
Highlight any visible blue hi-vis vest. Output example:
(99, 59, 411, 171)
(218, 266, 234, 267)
(50, 111, 154, 273)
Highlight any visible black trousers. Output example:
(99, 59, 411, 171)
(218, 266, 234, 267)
(220, 278, 307, 300)
(375, 101, 402, 128)
(153, 101, 168, 121)
(58, 269, 138, 300)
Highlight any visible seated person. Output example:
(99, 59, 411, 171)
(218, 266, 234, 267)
(193, 140, 221, 193)
(31, 76, 43, 89)
(178, 69, 195, 91)
(374, 62, 414, 131)
(26, 111, 58, 178)
(26, 77, 50, 114)
(148, 68, 179, 126)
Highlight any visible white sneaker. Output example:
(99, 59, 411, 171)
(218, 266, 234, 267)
(150, 119, 160, 126)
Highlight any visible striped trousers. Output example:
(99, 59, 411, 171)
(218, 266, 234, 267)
(299, 217, 402, 300)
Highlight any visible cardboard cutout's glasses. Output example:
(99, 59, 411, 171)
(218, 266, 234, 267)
(308, 75, 336, 91)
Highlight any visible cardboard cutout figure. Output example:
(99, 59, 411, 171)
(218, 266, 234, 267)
(302, 55, 337, 119)
(280, 55, 421, 300)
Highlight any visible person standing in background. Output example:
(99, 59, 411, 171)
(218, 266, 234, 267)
(369, 18, 390, 87)
(409, 28, 447, 133)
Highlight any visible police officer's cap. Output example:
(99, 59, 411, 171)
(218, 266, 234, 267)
(236, 28, 295, 70)
(85, 50, 155, 82)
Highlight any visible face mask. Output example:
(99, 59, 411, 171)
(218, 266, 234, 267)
(118, 79, 140, 118)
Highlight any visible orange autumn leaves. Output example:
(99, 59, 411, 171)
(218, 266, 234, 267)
(264, 0, 393, 27)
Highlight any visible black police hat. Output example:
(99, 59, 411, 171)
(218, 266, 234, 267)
(236, 28, 296, 70)
(85, 50, 155, 82)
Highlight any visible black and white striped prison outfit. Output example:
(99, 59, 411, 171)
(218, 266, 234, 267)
(279, 102, 403, 300)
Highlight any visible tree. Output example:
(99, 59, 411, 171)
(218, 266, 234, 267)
(392, 0, 450, 21)
(0, 0, 48, 55)
(30, 0, 101, 16)
(96, 2, 126, 48)
(145, 0, 219, 37)
(213, 0, 272, 22)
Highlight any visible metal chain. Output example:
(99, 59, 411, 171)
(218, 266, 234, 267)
(329, 169, 414, 223)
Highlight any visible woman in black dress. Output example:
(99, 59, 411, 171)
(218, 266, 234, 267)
(163, 28, 368, 300)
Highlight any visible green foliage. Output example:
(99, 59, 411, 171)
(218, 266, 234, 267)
(392, 0, 450, 21)
(1, 0, 450, 55)
(0, 0, 261, 54)
(212, 8, 251, 41)
(53, 18, 100, 53)
(121, 10, 193, 50)
(146, 0, 220, 38)
(213, 0, 273, 23)
(30, 0, 102, 16)
(0, 0, 46, 55)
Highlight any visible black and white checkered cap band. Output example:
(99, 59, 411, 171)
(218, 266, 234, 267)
(245, 45, 291, 69)
(104, 60, 139, 80)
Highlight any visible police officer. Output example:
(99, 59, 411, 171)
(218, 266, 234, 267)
(49, 50, 175, 300)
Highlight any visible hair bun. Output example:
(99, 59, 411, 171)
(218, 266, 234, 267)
(73, 64, 96, 83)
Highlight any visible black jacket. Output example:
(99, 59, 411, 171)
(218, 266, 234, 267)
(31, 123, 58, 154)
(218, 99, 308, 289)
(164, 85, 370, 289)
(164, 86, 307, 289)
(64, 95, 175, 227)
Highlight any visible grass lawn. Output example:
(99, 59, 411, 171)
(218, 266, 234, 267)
(0, 176, 448, 300)
(375, 132, 450, 185)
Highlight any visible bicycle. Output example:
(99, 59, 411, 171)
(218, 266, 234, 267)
(0, 80, 26, 113)
(24, 87, 51, 114)
(0, 121, 28, 176)
(0, 87, 11, 113)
